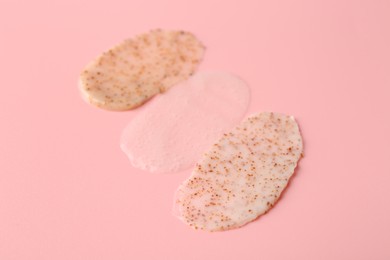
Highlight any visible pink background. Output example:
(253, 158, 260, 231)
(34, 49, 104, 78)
(1, 0, 389, 259)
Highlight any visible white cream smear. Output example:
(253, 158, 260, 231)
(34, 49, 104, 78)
(120, 72, 250, 173)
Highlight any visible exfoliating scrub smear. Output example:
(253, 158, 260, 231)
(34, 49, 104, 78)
(174, 112, 303, 231)
(79, 29, 205, 110)
(120, 72, 250, 173)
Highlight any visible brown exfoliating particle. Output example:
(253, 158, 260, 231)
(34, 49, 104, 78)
(174, 112, 303, 231)
(79, 29, 205, 110)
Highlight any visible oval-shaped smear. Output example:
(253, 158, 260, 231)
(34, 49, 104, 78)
(174, 112, 303, 231)
(120, 72, 250, 173)
(79, 29, 205, 110)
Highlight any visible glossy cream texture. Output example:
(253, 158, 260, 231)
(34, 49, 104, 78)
(120, 72, 250, 173)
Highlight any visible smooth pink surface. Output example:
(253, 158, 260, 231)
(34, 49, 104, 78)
(0, 0, 389, 259)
